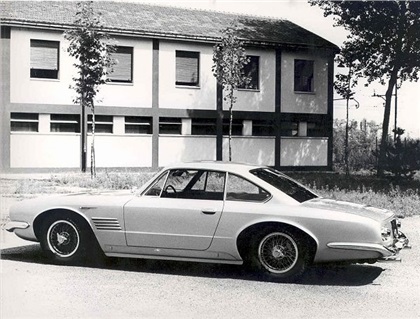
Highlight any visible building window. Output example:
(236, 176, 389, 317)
(50, 114, 80, 133)
(109, 46, 133, 83)
(176, 51, 199, 87)
(11, 113, 39, 132)
(239, 55, 259, 90)
(159, 117, 182, 135)
(307, 122, 327, 137)
(125, 116, 152, 134)
(223, 119, 243, 136)
(294, 59, 314, 92)
(280, 122, 299, 137)
(88, 115, 113, 133)
(252, 119, 275, 136)
(192, 118, 217, 135)
(30, 40, 59, 79)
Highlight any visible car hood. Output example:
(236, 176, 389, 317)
(301, 198, 394, 222)
(10, 190, 135, 214)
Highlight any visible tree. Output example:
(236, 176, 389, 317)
(382, 128, 420, 180)
(212, 26, 250, 161)
(65, 1, 115, 177)
(333, 119, 380, 172)
(310, 0, 420, 176)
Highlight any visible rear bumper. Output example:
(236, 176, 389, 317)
(327, 231, 410, 262)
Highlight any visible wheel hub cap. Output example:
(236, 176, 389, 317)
(272, 246, 285, 258)
(57, 232, 69, 245)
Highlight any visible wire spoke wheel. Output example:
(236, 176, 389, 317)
(47, 220, 80, 258)
(258, 232, 299, 274)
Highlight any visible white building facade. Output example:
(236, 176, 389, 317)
(0, 1, 338, 171)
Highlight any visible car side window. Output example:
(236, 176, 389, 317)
(226, 173, 270, 202)
(144, 172, 168, 196)
(162, 169, 225, 200)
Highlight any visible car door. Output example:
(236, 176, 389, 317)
(124, 169, 226, 251)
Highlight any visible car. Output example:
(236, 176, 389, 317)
(5, 161, 410, 281)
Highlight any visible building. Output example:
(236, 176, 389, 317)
(0, 1, 339, 172)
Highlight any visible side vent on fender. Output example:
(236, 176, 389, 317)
(92, 217, 122, 230)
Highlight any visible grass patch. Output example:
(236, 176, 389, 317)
(287, 172, 420, 217)
(3, 169, 419, 218)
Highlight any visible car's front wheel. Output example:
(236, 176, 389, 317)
(40, 216, 88, 264)
(248, 229, 308, 282)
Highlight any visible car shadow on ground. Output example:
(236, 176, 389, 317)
(1, 244, 384, 287)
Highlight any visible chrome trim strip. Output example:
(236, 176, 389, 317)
(4, 221, 30, 232)
(327, 242, 394, 257)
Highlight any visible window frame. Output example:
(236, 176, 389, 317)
(294, 59, 314, 93)
(50, 114, 80, 133)
(30, 39, 60, 80)
(175, 50, 200, 87)
(156, 169, 226, 201)
(252, 119, 276, 137)
(108, 46, 134, 83)
(222, 118, 243, 136)
(10, 112, 39, 132)
(87, 115, 113, 134)
(125, 116, 152, 135)
(159, 117, 182, 135)
(191, 118, 217, 136)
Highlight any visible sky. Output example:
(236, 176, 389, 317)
(117, 0, 420, 138)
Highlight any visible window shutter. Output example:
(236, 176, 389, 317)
(110, 47, 133, 82)
(176, 51, 199, 85)
(30, 40, 59, 70)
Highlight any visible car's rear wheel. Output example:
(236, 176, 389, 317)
(40, 216, 87, 264)
(248, 229, 308, 282)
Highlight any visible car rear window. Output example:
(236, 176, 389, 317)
(251, 168, 318, 203)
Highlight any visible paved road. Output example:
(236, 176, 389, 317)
(1, 218, 419, 319)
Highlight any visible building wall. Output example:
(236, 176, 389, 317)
(159, 41, 216, 110)
(281, 50, 329, 114)
(2, 26, 334, 171)
(224, 48, 276, 113)
(10, 29, 153, 108)
(280, 137, 328, 166)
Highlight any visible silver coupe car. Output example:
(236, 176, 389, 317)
(5, 162, 410, 281)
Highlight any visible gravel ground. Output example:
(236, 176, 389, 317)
(1, 194, 419, 319)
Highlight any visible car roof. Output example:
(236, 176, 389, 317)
(163, 161, 263, 174)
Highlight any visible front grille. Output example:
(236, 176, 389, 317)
(92, 217, 122, 230)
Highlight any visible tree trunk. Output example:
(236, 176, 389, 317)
(81, 92, 87, 173)
(377, 69, 398, 176)
(90, 105, 96, 178)
(228, 86, 234, 162)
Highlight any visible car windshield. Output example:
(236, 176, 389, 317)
(251, 168, 318, 203)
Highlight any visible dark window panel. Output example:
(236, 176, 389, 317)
(159, 117, 182, 135)
(30, 39, 59, 79)
(109, 46, 133, 83)
(191, 118, 217, 135)
(294, 59, 314, 92)
(238, 55, 259, 90)
(176, 51, 200, 86)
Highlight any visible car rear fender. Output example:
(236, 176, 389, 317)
(236, 219, 319, 262)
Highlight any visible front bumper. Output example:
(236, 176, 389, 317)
(4, 221, 30, 232)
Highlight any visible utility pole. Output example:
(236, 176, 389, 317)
(372, 85, 398, 140)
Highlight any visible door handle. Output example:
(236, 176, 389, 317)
(202, 209, 216, 215)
